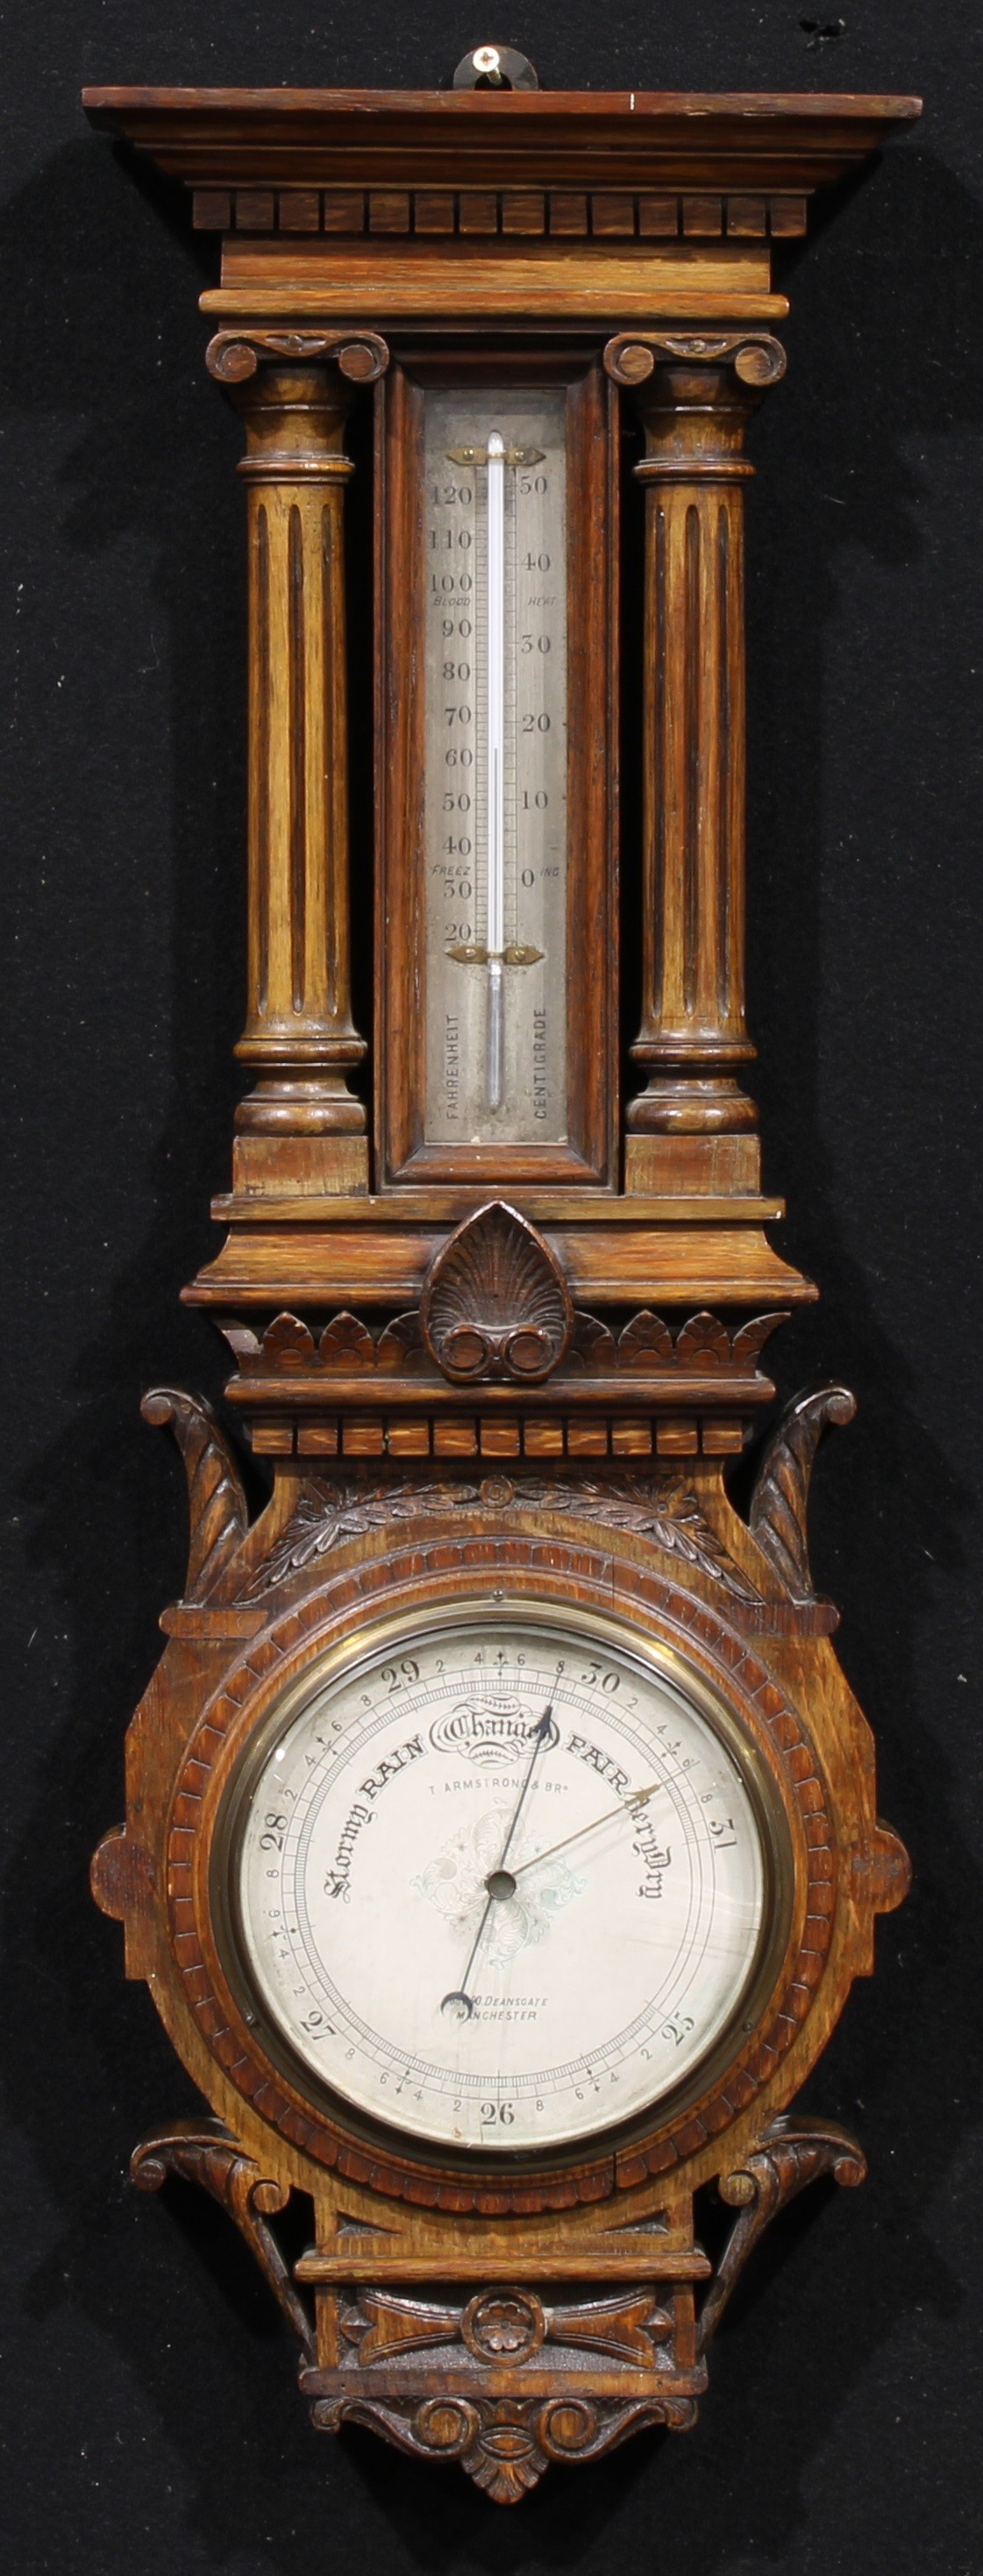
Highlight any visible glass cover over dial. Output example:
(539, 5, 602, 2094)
(228, 1609, 775, 2156)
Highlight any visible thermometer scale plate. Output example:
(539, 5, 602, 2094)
(423, 386, 569, 1146)
(379, 353, 616, 1188)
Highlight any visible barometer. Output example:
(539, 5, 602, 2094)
(83, 57, 920, 2503)
(223, 1606, 779, 2154)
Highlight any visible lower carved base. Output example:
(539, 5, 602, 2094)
(307, 2389, 697, 2503)
(131, 2112, 865, 2503)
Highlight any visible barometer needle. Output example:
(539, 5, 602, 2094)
(440, 1702, 554, 2020)
(508, 1779, 669, 1884)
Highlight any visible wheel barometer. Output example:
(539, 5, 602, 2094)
(84, 55, 920, 2501)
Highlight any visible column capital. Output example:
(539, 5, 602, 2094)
(603, 331, 786, 391)
(205, 327, 390, 386)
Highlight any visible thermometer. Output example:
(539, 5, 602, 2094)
(423, 389, 568, 1146)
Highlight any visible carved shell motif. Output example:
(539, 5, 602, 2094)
(421, 1202, 573, 1385)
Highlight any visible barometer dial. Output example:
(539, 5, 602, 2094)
(225, 1609, 780, 2157)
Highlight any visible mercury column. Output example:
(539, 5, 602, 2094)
(605, 332, 787, 1200)
(207, 331, 388, 1196)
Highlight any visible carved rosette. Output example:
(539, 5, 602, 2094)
(125, 2116, 879, 2500)
(325, 2280, 675, 2372)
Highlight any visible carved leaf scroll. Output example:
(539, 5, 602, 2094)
(749, 1384, 857, 1600)
(421, 1202, 573, 1384)
(260, 1313, 316, 1369)
(132, 2117, 316, 2362)
(697, 2115, 866, 2351)
(317, 1312, 376, 1370)
(140, 1388, 248, 1601)
(519, 1476, 760, 1601)
(218, 1302, 784, 1382)
(242, 1479, 483, 1595)
(616, 1310, 674, 1368)
(243, 1471, 760, 1603)
(675, 1312, 732, 1371)
(570, 1311, 617, 1368)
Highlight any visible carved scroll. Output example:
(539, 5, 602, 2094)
(697, 2115, 866, 2351)
(140, 1388, 248, 1600)
(132, 2117, 316, 2363)
(749, 1385, 857, 1599)
(206, 327, 389, 385)
(309, 2389, 695, 2503)
(603, 330, 787, 389)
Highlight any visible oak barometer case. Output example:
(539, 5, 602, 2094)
(84, 66, 919, 2501)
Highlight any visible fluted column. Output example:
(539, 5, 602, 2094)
(207, 328, 388, 1196)
(605, 332, 786, 1197)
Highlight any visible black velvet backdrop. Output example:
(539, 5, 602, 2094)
(2, 5, 981, 2572)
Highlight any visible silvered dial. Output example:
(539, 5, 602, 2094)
(229, 1609, 774, 2155)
